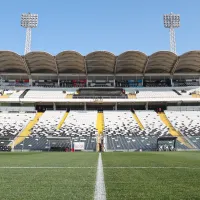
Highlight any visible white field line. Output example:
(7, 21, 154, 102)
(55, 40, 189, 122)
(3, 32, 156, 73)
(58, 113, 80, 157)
(94, 153, 106, 200)
(0, 166, 200, 170)
(104, 166, 200, 169)
(0, 167, 95, 169)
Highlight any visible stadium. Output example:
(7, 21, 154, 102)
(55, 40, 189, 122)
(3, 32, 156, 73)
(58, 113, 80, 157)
(0, 6, 200, 200)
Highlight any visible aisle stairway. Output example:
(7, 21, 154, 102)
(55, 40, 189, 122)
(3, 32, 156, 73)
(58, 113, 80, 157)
(192, 94, 200, 98)
(133, 113, 144, 130)
(66, 94, 73, 99)
(128, 94, 136, 99)
(96, 112, 104, 152)
(10, 112, 43, 147)
(158, 112, 194, 149)
(19, 89, 30, 98)
(96, 112, 104, 134)
(57, 112, 69, 130)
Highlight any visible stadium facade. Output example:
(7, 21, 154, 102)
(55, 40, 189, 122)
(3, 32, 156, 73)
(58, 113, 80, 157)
(0, 49, 200, 152)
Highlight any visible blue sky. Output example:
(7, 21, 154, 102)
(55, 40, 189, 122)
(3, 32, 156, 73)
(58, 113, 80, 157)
(0, 0, 199, 55)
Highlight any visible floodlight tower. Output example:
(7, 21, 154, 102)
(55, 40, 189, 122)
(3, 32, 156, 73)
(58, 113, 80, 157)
(21, 13, 38, 55)
(163, 12, 180, 54)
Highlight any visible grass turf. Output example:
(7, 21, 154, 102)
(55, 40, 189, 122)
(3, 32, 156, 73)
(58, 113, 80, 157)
(0, 152, 98, 200)
(103, 152, 200, 200)
(1, 152, 200, 200)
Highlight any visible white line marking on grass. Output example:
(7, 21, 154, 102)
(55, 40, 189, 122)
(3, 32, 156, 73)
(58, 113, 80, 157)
(0, 167, 95, 169)
(104, 167, 200, 169)
(94, 153, 106, 200)
(0, 166, 200, 170)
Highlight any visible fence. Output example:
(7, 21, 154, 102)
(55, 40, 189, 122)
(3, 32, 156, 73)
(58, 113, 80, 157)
(0, 136, 96, 152)
(0, 135, 199, 152)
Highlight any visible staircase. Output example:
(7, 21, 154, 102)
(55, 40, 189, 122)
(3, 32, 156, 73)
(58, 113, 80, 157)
(0, 95, 8, 98)
(66, 94, 73, 99)
(158, 112, 194, 149)
(128, 94, 136, 99)
(19, 89, 30, 98)
(192, 94, 200, 98)
(96, 112, 104, 152)
(57, 112, 69, 130)
(172, 89, 181, 95)
(96, 112, 104, 134)
(133, 113, 144, 130)
(10, 112, 43, 147)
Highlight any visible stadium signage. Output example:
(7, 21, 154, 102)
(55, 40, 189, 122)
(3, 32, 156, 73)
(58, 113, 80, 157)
(74, 142, 85, 150)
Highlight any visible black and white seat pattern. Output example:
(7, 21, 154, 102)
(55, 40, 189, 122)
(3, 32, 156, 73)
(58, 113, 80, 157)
(0, 113, 34, 139)
(59, 111, 97, 150)
(165, 111, 200, 148)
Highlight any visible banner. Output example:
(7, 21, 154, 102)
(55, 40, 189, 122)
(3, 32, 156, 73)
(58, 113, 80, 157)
(74, 142, 85, 150)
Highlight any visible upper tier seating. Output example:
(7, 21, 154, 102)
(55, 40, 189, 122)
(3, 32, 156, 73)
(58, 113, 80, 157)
(24, 90, 66, 98)
(165, 111, 200, 148)
(9, 90, 25, 98)
(136, 91, 179, 98)
(0, 112, 35, 139)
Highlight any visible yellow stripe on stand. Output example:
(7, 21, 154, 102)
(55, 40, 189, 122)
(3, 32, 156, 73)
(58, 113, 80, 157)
(10, 112, 43, 147)
(96, 112, 104, 134)
(57, 112, 69, 130)
(133, 113, 144, 130)
(158, 112, 193, 149)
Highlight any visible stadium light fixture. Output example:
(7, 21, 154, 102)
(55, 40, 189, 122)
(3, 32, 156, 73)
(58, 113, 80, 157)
(163, 12, 180, 54)
(21, 13, 38, 55)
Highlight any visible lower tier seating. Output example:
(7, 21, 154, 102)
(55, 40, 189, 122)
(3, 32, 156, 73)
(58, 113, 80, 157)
(11, 110, 200, 151)
(0, 112, 35, 139)
(15, 111, 97, 151)
(105, 111, 189, 151)
(165, 111, 200, 148)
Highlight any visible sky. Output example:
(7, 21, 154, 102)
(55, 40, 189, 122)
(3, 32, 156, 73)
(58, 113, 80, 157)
(0, 0, 199, 55)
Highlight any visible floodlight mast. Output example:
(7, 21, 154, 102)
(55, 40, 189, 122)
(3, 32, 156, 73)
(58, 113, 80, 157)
(163, 12, 180, 54)
(21, 13, 38, 55)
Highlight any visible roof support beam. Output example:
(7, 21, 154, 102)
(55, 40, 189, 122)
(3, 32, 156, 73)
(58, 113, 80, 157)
(53, 56, 59, 75)
(21, 56, 31, 75)
(84, 57, 88, 75)
(171, 57, 180, 75)
(114, 56, 118, 76)
(142, 57, 149, 74)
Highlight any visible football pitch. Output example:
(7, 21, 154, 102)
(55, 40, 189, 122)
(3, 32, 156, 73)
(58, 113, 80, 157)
(0, 152, 200, 200)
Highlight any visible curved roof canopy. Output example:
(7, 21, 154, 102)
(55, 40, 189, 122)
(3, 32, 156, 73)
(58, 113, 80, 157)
(116, 51, 147, 73)
(0, 51, 27, 73)
(175, 51, 200, 73)
(0, 50, 199, 75)
(145, 51, 177, 73)
(85, 51, 115, 73)
(56, 51, 85, 73)
(25, 52, 57, 73)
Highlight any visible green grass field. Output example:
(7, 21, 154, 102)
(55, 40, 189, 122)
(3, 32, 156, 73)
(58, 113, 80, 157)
(0, 152, 200, 200)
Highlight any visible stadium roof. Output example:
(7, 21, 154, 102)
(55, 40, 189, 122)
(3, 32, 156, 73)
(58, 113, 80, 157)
(0, 50, 200, 75)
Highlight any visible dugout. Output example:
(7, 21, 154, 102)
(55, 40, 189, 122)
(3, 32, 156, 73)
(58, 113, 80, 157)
(157, 137, 177, 151)
(47, 137, 71, 152)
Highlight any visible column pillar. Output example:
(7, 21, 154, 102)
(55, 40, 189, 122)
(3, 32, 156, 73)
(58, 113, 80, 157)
(53, 103, 56, 110)
(145, 102, 148, 110)
(84, 103, 87, 110)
